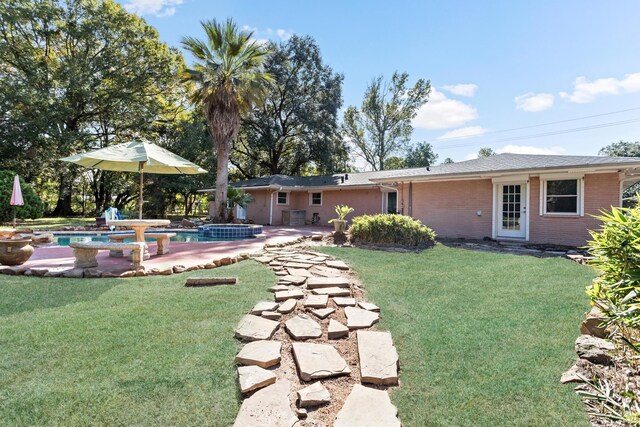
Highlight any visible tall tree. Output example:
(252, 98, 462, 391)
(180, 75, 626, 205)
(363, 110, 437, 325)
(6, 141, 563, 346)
(478, 147, 495, 157)
(181, 19, 271, 220)
(405, 142, 438, 167)
(232, 35, 346, 178)
(600, 140, 640, 199)
(443, 157, 454, 164)
(343, 72, 431, 171)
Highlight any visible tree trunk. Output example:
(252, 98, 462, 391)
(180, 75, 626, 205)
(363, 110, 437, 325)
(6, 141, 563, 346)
(52, 172, 74, 216)
(211, 139, 230, 221)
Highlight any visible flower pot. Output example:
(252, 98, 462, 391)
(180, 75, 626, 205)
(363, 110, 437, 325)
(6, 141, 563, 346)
(332, 220, 347, 234)
(0, 239, 34, 266)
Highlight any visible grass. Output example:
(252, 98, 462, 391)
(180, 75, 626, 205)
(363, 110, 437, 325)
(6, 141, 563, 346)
(320, 244, 596, 427)
(0, 217, 95, 230)
(0, 262, 275, 426)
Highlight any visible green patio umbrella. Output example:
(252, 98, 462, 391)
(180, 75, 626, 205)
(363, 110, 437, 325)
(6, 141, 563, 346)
(61, 140, 207, 219)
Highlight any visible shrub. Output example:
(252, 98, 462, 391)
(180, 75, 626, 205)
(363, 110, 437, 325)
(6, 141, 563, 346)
(587, 204, 640, 351)
(0, 171, 44, 223)
(349, 214, 436, 248)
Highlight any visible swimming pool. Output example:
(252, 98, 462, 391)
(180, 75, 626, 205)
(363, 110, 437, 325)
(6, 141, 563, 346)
(51, 231, 252, 246)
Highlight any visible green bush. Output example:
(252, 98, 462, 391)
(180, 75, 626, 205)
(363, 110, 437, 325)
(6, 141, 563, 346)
(0, 171, 45, 222)
(587, 204, 640, 349)
(349, 214, 436, 248)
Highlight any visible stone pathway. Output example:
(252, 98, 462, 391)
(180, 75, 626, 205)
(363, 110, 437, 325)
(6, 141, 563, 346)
(232, 243, 402, 426)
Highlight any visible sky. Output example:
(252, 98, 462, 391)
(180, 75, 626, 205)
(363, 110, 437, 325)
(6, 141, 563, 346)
(117, 0, 640, 167)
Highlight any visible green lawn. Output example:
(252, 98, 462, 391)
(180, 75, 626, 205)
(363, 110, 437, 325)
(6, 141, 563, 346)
(0, 262, 275, 427)
(0, 217, 95, 230)
(320, 244, 595, 427)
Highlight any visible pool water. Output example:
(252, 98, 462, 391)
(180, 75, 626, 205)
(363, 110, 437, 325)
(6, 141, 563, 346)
(52, 231, 249, 246)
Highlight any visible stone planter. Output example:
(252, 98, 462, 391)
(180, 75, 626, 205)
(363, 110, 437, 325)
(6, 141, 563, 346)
(332, 220, 347, 234)
(0, 239, 35, 266)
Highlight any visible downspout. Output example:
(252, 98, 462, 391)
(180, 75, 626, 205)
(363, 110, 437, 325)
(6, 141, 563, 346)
(408, 182, 413, 217)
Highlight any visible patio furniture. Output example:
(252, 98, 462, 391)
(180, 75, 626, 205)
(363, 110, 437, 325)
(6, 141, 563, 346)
(69, 241, 145, 269)
(107, 219, 171, 260)
(108, 232, 176, 257)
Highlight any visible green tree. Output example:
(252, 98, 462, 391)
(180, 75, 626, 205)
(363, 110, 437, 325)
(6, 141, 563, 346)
(405, 142, 438, 167)
(232, 35, 346, 178)
(443, 157, 454, 164)
(181, 19, 271, 220)
(0, 0, 183, 216)
(600, 141, 640, 200)
(383, 157, 406, 170)
(478, 147, 495, 157)
(343, 72, 431, 171)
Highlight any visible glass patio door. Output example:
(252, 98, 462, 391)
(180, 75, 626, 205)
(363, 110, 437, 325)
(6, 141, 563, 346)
(497, 183, 526, 239)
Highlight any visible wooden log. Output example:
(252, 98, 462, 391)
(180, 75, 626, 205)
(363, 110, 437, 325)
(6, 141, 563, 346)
(184, 276, 238, 287)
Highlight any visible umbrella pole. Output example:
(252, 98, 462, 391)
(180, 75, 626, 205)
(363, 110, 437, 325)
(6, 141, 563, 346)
(139, 163, 144, 220)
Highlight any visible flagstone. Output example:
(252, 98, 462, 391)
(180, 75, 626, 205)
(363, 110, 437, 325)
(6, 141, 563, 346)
(285, 314, 322, 340)
(274, 289, 304, 301)
(333, 297, 356, 306)
(268, 284, 291, 293)
(277, 298, 297, 313)
(304, 294, 329, 308)
(286, 267, 314, 277)
(297, 382, 331, 407)
(292, 342, 351, 381)
(233, 380, 298, 427)
(334, 385, 401, 427)
(284, 261, 315, 269)
(358, 301, 380, 312)
(326, 260, 349, 270)
(311, 307, 335, 319)
(250, 301, 279, 315)
(235, 315, 280, 341)
(328, 319, 349, 339)
(235, 340, 282, 368)
(278, 275, 307, 285)
(312, 287, 351, 297)
(357, 330, 399, 385)
(238, 365, 277, 393)
(309, 265, 343, 277)
(307, 276, 350, 289)
(261, 311, 282, 321)
(344, 307, 379, 330)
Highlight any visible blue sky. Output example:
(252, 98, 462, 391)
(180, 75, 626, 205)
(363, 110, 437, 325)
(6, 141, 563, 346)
(118, 0, 640, 166)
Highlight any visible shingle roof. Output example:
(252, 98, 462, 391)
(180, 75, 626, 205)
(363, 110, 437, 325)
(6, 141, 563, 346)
(224, 154, 640, 190)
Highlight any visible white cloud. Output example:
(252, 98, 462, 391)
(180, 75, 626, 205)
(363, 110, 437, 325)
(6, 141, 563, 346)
(412, 88, 479, 130)
(442, 83, 478, 97)
(276, 29, 293, 41)
(242, 25, 258, 33)
(496, 145, 566, 155)
(436, 126, 487, 140)
(560, 73, 640, 103)
(514, 92, 554, 112)
(464, 152, 479, 160)
(123, 0, 183, 17)
(245, 26, 293, 44)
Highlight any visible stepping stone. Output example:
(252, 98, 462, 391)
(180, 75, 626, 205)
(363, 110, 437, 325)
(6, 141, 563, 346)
(278, 275, 306, 285)
(297, 382, 331, 407)
(285, 314, 322, 340)
(235, 340, 282, 368)
(235, 315, 280, 341)
(310, 256, 328, 262)
(269, 284, 291, 293)
(238, 365, 277, 393)
(358, 301, 380, 312)
(312, 287, 351, 297)
(310, 266, 343, 278)
(277, 298, 297, 313)
(307, 277, 350, 289)
(333, 297, 356, 306)
(286, 267, 314, 277)
(334, 384, 401, 427)
(357, 330, 399, 385)
(250, 301, 279, 315)
(233, 379, 298, 427)
(312, 307, 335, 319)
(292, 342, 351, 381)
(344, 307, 379, 330)
(255, 256, 273, 263)
(328, 319, 349, 339)
(262, 311, 282, 321)
(274, 271, 287, 276)
(284, 262, 315, 269)
(269, 261, 283, 267)
(326, 260, 349, 270)
(304, 294, 329, 308)
(274, 289, 304, 301)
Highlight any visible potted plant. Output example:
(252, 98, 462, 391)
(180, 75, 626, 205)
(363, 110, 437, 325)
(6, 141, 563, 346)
(328, 205, 354, 233)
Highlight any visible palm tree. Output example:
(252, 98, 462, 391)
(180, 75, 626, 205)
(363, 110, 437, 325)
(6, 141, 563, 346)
(181, 19, 271, 220)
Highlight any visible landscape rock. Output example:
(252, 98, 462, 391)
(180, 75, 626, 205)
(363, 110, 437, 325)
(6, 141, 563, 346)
(297, 382, 331, 407)
(575, 334, 615, 364)
(237, 365, 277, 393)
(269, 284, 291, 293)
(28, 268, 48, 277)
(581, 306, 607, 338)
(286, 267, 314, 278)
(312, 307, 335, 319)
(345, 307, 379, 329)
(233, 380, 298, 427)
(328, 319, 349, 339)
(326, 260, 349, 270)
(285, 314, 322, 340)
(304, 294, 329, 308)
(560, 360, 590, 384)
(181, 218, 196, 227)
(0, 266, 16, 275)
(62, 268, 84, 278)
(277, 299, 297, 313)
(292, 342, 351, 381)
(250, 301, 280, 315)
(307, 277, 350, 289)
(83, 268, 102, 278)
(311, 287, 351, 297)
(310, 265, 343, 277)
(235, 315, 280, 341)
(235, 340, 282, 368)
(357, 330, 399, 385)
(173, 265, 186, 273)
(262, 311, 282, 321)
(333, 297, 356, 306)
(219, 257, 232, 266)
(358, 301, 380, 312)
(274, 289, 305, 301)
(278, 275, 307, 285)
(334, 385, 401, 427)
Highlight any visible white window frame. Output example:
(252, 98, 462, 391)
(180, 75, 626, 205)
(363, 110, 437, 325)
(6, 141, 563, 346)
(539, 173, 584, 217)
(276, 191, 289, 206)
(309, 191, 323, 206)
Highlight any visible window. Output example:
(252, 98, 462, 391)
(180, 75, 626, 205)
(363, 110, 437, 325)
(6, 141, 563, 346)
(310, 192, 322, 206)
(386, 192, 397, 214)
(545, 179, 580, 214)
(276, 192, 288, 205)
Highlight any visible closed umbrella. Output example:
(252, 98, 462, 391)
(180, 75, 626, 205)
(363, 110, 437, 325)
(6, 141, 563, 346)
(10, 175, 24, 227)
(60, 141, 207, 219)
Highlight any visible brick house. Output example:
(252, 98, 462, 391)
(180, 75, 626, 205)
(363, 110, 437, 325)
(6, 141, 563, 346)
(203, 154, 640, 247)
